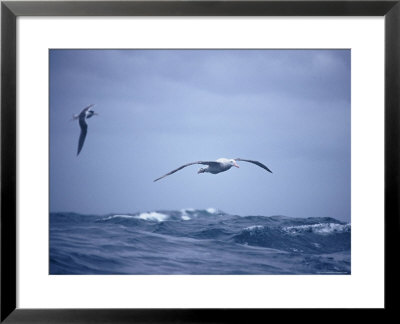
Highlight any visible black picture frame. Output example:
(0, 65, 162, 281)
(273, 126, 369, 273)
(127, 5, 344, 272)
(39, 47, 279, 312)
(1, 0, 399, 322)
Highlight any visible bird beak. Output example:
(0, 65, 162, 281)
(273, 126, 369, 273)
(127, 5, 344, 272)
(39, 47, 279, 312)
(234, 161, 239, 168)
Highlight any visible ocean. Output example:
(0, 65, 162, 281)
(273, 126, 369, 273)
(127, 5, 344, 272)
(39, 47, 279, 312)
(50, 209, 351, 275)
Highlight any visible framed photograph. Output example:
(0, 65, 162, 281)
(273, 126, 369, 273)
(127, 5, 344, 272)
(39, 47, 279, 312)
(1, 0, 398, 322)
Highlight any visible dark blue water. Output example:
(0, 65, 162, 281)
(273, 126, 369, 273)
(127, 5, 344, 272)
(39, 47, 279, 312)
(50, 209, 351, 275)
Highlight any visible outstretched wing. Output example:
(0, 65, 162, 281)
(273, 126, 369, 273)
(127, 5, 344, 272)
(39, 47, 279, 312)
(79, 104, 95, 116)
(235, 158, 272, 173)
(153, 161, 219, 182)
(77, 117, 88, 156)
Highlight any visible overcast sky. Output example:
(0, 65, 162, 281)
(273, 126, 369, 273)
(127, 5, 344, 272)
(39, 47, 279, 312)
(49, 49, 350, 221)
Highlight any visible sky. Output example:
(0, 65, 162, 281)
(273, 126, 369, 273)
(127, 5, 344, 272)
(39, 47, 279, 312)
(49, 49, 351, 221)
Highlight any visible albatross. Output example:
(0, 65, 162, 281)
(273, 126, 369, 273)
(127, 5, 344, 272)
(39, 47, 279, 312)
(73, 104, 98, 155)
(154, 158, 272, 182)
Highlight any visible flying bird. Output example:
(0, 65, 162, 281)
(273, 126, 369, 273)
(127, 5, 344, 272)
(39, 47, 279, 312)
(73, 104, 98, 156)
(154, 158, 272, 182)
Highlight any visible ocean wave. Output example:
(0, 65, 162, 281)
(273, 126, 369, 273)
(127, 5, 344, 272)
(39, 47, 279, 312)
(103, 212, 169, 223)
(136, 212, 169, 222)
(282, 223, 351, 235)
(104, 214, 137, 220)
(243, 225, 265, 233)
(50, 210, 351, 274)
(180, 209, 192, 220)
(103, 209, 224, 223)
(178, 208, 224, 221)
(206, 208, 218, 214)
(234, 222, 351, 253)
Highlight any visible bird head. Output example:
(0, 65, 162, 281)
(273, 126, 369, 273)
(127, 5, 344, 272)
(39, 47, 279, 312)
(230, 159, 239, 168)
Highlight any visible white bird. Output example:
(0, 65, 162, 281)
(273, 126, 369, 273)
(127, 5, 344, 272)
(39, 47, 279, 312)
(154, 158, 272, 182)
(73, 104, 98, 156)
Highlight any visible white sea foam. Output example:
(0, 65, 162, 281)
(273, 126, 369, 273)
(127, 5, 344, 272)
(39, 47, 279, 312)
(283, 223, 351, 235)
(206, 208, 218, 214)
(242, 225, 265, 236)
(105, 214, 136, 220)
(180, 209, 191, 221)
(244, 225, 264, 231)
(136, 212, 169, 222)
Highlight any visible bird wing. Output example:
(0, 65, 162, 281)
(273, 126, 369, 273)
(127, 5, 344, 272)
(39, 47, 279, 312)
(153, 161, 220, 182)
(235, 158, 272, 173)
(79, 104, 95, 117)
(77, 117, 88, 156)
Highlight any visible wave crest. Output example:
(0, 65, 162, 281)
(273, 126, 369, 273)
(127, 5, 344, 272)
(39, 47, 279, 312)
(137, 212, 169, 222)
(282, 223, 351, 235)
(234, 223, 351, 253)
